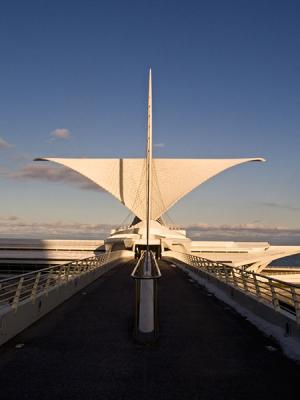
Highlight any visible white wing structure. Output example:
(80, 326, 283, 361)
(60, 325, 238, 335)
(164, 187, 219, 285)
(35, 157, 264, 221)
(34, 71, 300, 277)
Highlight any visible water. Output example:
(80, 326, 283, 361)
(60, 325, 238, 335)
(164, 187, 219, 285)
(270, 253, 300, 267)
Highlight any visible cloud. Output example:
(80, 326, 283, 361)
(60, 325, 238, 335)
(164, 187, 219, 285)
(0, 217, 116, 239)
(0, 215, 20, 222)
(4, 164, 104, 192)
(0, 137, 14, 149)
(49, 128, 71, 141)
(153, 143, 165, 148)
(258, 202, 300, 212)
(1, 217, 300, 243)
(183, 223, 300, 245)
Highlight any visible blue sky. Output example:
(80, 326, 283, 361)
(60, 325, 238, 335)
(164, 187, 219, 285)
(0, 0, 300, 241)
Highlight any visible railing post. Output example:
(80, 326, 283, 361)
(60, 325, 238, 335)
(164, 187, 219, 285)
(270, 280, 280, 311)
(58, 265, 64, 284)
(80, 261, 84, 273)
(79, 260, 83, 272)
(84, 260, 89, 272)
(79, 261, 83, 273)
(31, 272, 41, 303)
(224, 268, 230, 284)
(75, 261, 79, 272)
(12, 277, 24, 312)
(253, 274, 261, 298)
(79, 261, 84, 273)
(241, 272, 248, 292)
(232, 269, 238, 287)
(44, 269, 53, 296)
(77, 261, 83, 274)
(65, 265, 70, 281)
(291, 287, 300, 324)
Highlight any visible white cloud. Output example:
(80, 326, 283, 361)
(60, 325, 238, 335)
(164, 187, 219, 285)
(0, 217, 116, 239)
(183, 223, 300, 244)
(3, 164, 104, 192)
(0, 215, 20, 222)
(0, 218, 300, 243)
(0, 137, 14, 149)
(49, 128, 71, 140)
(153, 143, 165, 148)
(258, 202, 300, 212)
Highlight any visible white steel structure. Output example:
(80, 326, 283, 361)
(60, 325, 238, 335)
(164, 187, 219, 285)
(36, 71, 300, 274)
(35, 158, 264, 222)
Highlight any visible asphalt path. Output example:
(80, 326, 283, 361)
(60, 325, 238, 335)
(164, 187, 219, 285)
(0, 259, 299, 399)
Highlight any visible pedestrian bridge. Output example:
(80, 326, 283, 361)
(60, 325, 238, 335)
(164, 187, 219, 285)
(0, 251, 299, 399)
(0, 249, 299, 347)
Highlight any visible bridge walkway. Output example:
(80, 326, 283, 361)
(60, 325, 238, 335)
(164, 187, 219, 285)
(0, 259, 299, 399)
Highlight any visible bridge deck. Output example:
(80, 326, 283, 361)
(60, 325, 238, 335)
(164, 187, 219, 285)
(0, 260, 299, 399)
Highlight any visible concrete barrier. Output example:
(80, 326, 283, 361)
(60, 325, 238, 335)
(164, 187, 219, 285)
(166, 257, 300, 361)
(0, 252, 133, 346)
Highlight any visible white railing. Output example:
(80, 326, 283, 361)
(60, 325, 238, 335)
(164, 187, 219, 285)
(0, 250, 125, 312)
(164, 251, 300, 325)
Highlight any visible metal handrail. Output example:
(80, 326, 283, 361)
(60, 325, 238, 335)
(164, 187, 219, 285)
(165, 250, 300, 325)
(131, 251, 161, 279)
(0, 256, 96, 284)
(0, 250, 124, 312)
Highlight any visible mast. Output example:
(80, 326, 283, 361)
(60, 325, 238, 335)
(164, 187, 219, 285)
(146, 69, 152, 255)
